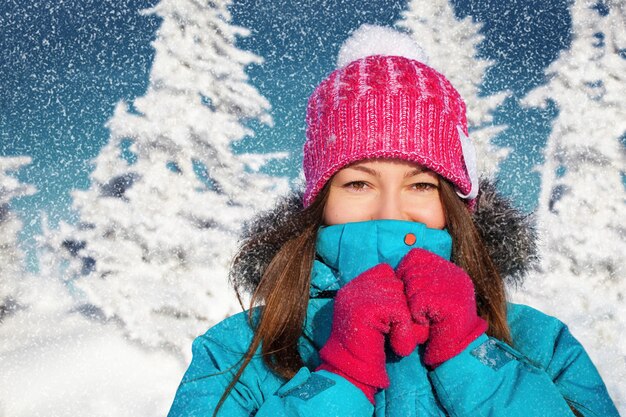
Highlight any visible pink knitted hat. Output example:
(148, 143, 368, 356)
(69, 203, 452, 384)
(302, 25, 478, 208)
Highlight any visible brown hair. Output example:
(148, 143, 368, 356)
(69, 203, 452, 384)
(214, 177, 510, 415)
(214, 186, 329, 415)
(439, 179, 511, 344)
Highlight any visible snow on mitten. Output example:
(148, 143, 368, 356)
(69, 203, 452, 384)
(316, 263, 423, 403)
(396, 248, 488, 369)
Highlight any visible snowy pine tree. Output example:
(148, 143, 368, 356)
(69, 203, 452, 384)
(31, 214, 86, 310)
(396, 0, 509, 176)
(516, 0, 626, 404)
(0, 156, 36, 321)
(62, 0, 287, 359)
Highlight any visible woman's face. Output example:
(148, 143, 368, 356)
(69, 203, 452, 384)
(323, 159, 446, 229)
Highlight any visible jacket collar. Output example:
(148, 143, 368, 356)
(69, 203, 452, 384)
(310, 220, 452, 297)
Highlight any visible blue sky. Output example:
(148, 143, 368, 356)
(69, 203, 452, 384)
(1, 0, 571, 266)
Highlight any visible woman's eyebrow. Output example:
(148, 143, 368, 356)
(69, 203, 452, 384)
(346, 165, 428, 178)
(404, 167, 427, 178)
(348, 165, 380, 177)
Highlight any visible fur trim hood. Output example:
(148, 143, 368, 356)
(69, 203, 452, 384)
(231, 179, 537, 294)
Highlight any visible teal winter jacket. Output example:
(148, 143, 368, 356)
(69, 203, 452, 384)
(168, 220, 619, 416)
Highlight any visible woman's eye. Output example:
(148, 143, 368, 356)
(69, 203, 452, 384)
(412, 182, 438, 191)
(343, 181, 369, 191)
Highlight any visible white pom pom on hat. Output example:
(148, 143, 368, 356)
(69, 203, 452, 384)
(337, 24, 429, 68)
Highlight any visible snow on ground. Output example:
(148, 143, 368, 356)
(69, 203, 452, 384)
(0, 307, 184, 417)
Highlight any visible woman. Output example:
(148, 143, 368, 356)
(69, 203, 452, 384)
(167, 25, 618, 416)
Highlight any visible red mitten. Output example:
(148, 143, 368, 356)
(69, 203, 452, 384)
(396, 248, 488, 369)
(316, 264, 424, 403)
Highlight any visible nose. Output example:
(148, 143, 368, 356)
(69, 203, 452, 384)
(373, 192, 408, 221)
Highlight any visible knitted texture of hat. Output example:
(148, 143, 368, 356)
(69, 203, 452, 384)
(302, 31, 476, 207)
